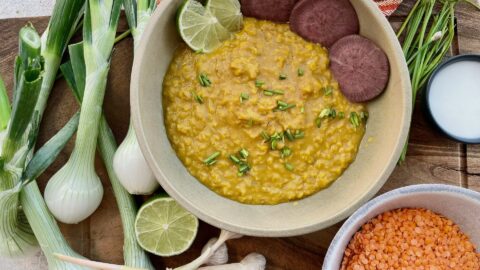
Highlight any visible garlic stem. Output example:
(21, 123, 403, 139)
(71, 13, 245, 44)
(174, 230, 243, 270)
(202, 238, 228, 266)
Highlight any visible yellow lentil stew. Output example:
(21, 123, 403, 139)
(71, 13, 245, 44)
(163, 18, 367, 204)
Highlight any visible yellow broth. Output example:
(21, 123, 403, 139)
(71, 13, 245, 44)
(163, 18, 366, 204)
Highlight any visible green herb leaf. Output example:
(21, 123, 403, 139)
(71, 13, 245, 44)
(284, 129, 294, 141)
(319, 108, 336, 119)
(274, 100, 296, 112)
(279, 74, 287, 80)
(294, 130, 304, 139)
(261, 131, 270, 142)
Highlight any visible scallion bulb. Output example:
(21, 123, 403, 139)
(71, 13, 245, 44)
(113, 124, 158, 195)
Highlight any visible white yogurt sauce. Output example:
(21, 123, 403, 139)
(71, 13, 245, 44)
(428, 60, 480, 142)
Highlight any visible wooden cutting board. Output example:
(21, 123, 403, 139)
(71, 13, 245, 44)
(0, 0, 479, 269)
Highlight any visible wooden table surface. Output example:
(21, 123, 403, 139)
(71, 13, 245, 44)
(0, 1, 479, 269)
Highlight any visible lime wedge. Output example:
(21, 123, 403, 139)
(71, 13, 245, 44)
(177, 0, 233, 53)
(206, 0, 243, 32)
(135, 196, 198, 256)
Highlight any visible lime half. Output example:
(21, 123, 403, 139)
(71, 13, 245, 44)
(206, 0, 243, 32)
(177, 0, 232, 53)
(135, 196, 199, 256)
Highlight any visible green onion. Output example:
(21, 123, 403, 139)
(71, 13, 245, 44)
(319, 108, 336, 119)
(279, 74, 287, 80)
(350, 112, 360, 129)
(204, 151, 220, 166)
(281, 147, 292, 158)
(199, 73, 211, 87)
(284, 129, 294, 141)
(274, 100, 296, 111)
(396, 0, 470, 162)
(285, 163, 294, 171)
(323, 86, 333, 96)
(238, 163, 251, 176)
(192, 91, 204, 104)
(315, 118, 322, 128)
(0, 75, 11, 131)
(261, 131, 270, 142)
(255, 80, 265, 87)
(44, 0, 123, 224)
(62, 41, 154, 268)
(294, 130, 304, 139)
(239, 148, 249, 159)
(338, 112, 345, 119)
(300, 106, 305, 113)
(359, 111, 369, 121)
(229, 155, 241, 164)
(240, 92, 249, 103)
(263, 89, 284, 96)
(0, 0, 89, 266)
(297, 68, 304, 77)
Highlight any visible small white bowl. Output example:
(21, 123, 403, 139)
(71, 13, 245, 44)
(323, 184, 480, 270)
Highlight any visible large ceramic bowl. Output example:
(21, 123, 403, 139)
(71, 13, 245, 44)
(323, 184, 480, 269)
(131, 0, 412, 236)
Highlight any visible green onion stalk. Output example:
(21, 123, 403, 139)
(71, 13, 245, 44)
(60, 41, 154, 269)
(44, 0, 123, 224)
(397, 0, 463, 162)
(113, 0, 159, 195)
(0, 0, 94, 269)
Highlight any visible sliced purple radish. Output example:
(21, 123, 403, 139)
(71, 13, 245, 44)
(290, 0, 359, 47)
(329, 35, 390, 103)
(240, 0, 298, 23)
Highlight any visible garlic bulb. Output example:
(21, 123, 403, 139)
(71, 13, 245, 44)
(113, 124, 158, 195)
(198, 253, 266, 270)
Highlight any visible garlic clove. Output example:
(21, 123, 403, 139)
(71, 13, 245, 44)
(240, 253, 266, 270)
(202, 238, 228, 266)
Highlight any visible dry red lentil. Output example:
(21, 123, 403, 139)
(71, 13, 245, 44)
(341, 208, 480, 270)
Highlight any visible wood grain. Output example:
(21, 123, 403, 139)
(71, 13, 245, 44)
(0, 1, 479, 269)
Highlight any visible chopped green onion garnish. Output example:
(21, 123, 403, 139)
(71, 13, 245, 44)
(240, 92, 249, 103)
(239, 148, 249, 159)
(323, 86, 333, 96)
(204, 151, 220, 165)
(297, 68, 304, 77)
(263, 89, 284, 96)
(300, 106, 305, 113)
(284, 129, 294, 141)
(229, 155, 241, 164)
(338, 112, 345, 119)
(199, 73, 211, 87)
(238, 163, 251, 176)
(271, 139, 278, 150)
(319, 108, 336, 119)
(315, 118, 322, 128)
(261, 131, 270, 142)
(191, 91, 203, 104)
(359, 111, 369, 120)
(279, 74, 287, 80)
(350, 112, 360, 129)
(281, 147, 292, 158)
(255, 80, 265, 87)
(294, 130, 304, 139)
(285, 163, 294, 171)
(274, 100, 296, 112)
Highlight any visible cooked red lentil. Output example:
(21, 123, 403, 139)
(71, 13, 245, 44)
(341, 208, 480, 270)
(163, 18, 366, 205)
